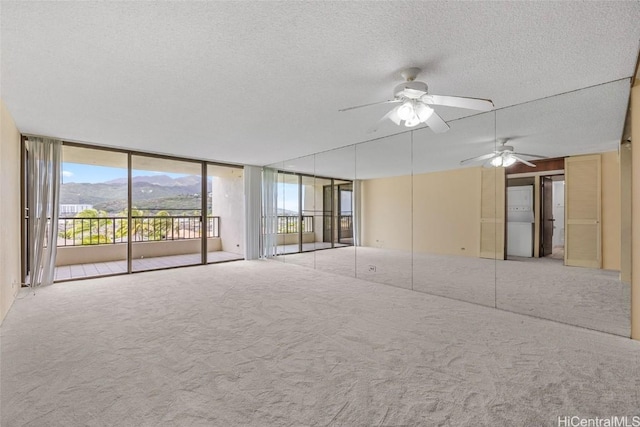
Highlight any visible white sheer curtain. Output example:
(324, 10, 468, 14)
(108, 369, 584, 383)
(243, 165, 262, 260)
(27, 137, 62, 287)
(261, 167, 278, 258)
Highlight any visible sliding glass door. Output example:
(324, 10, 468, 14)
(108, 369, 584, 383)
(54, 145, 129, 280)
(206, 164, 244, 263)
(130, 155, 203, 272)
(23, 139, 247, 283)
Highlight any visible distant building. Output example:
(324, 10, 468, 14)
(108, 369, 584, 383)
(59, 204, 93, 217)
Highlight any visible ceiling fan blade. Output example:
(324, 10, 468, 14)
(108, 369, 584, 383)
(367, 105, 401, 133)
(388, 105, 401, 125)
(423, 94, 494, 112)
(512, 155, 537, 167)
(424, 110, 450, 133)
(339, 99, 400, 112)
(460, 152, 496, 165)
(512, 152, 547, 159)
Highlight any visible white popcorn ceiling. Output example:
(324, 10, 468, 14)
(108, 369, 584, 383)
(1, 1, 639, 172)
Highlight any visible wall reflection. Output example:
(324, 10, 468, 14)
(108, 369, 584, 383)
(264, 79, 631, 336)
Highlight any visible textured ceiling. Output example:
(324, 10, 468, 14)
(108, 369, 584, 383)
(1, 2, 639, 168)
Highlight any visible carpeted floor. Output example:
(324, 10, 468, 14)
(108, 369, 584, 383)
(1, 260, 638, 426)
(281, 246, 631, 336)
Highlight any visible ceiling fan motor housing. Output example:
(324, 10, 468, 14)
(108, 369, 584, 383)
(394, 81, 428, 98)
(497, 145, 515, 153)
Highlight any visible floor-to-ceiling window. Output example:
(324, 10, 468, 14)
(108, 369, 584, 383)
(130, 155, 203, 272)
(22, 139, 246, 283)
(54, 144, 130, 280)
(206, 164, 244, 263)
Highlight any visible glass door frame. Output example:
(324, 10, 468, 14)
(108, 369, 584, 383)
(21, 136, 245, 283)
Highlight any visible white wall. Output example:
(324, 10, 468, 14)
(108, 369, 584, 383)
(0, 100, 21, 324)
(552, 180, 565, 248)
(211, 167, 244, 255)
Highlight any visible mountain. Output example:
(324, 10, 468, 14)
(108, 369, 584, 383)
(105, 174, 203, 187)
(61, 175, 211, 214)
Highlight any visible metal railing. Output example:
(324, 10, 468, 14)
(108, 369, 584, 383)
(339, 215, 353, 239)
(57, 215, 220, 247)
(277, 215, 313, 234)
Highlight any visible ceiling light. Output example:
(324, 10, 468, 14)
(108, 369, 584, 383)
(404, 114, 421, 127)
(414, 103, 434, 122)
(491, 156, 503, 167)
(502, 154, 517, 167)
(396, 101, 414, 121)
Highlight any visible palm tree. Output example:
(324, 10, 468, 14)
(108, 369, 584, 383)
(150, 210, 178, 240)
(115, 208, 150, 242)
(62, 209, 113, 245)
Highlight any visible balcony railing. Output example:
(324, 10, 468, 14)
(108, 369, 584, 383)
(277, 215, 313, 234)
(339, 215, 353, 239)
(57, 216, 220, 247)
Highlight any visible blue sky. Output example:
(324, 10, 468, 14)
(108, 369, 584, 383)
(61, 163, 187, 184)
(62, 162, 302, 210)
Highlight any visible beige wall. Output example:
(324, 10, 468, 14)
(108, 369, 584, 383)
(632, 80, 639, 340)
(361, 175, 412, 251)
(361, 168, 482, 257)
(0, 100, 21, 324)
(361, 158, 619, 267)
(415, 167, 482, 257)
(601, 150, 621, 271)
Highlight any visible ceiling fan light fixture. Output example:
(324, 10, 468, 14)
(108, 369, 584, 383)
(491, 156, 503, 167)
(396, 101, 415, 121)
(414, 103, 434, 122)
(502, 154, 517, 167)
(404, 115, 421, 127)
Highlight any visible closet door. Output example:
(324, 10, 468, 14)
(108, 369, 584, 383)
(480, 167, 505, 260)
(565, 155, 601, 268)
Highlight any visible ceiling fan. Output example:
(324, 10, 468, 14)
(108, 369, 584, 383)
(339, 67, 494, 133)
(460, 139, 547, 168)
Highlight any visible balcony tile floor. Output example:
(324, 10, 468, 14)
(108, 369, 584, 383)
(54, 251, 243, 281)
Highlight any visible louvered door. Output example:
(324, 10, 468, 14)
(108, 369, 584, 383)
(565, 155, 601, 268)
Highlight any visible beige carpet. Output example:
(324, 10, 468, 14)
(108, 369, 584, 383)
(282, 246, 630, 336)
(2, 260, 638, 426)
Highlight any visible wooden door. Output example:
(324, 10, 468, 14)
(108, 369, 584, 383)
(565, 155, 601, 268)
(480, 167, 506, 259)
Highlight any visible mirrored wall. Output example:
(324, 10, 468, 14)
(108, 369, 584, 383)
(264, 78, 631, 337)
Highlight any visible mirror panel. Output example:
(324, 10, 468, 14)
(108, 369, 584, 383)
(264, 160, 285, 262)
(496, 79, 631, 336)
(411, 111, 498, 307)
(356, 132, 412, 289)
(280, 155, 317, 269)
(314, 146, 356, 277)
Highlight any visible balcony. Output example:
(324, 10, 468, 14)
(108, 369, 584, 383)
(275, 214, 352, 254)
(54, 215, 241, 280)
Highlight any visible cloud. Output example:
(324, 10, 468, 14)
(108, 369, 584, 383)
(62, 170, 74, 178)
